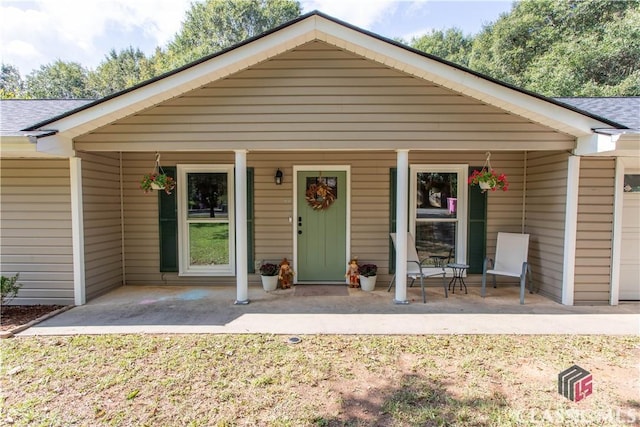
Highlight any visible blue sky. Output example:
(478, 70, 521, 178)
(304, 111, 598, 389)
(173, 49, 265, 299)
(1, 0, 513, 76)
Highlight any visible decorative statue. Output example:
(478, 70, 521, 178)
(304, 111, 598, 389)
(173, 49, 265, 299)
(278, 258, 295, 289)
(345, 258, 360, 288)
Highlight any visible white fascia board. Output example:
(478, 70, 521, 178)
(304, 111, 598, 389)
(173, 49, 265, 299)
(575, 133, 640, 157)
(313, 17, 610, 137)
(36, 134, 74, 157)
(45, 18, 320, 139)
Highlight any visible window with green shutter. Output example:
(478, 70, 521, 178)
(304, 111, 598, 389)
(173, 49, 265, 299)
(158, 166, 254, 274)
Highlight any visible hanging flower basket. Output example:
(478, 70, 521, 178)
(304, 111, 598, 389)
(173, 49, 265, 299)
(141, 173, 176, 195)
(468, 152, 509, 192)
(140, 153, 176, 195)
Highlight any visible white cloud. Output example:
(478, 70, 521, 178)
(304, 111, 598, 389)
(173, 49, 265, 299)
(301, 0, 399, 29)
(0, 0, 192, 75)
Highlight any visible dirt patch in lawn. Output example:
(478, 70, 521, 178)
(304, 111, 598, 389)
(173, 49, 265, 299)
(0, 305, 66, 332)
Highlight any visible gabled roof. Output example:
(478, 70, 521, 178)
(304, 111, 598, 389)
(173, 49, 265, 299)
(21, 11, 625, 143)
(555, 97, 639, 130)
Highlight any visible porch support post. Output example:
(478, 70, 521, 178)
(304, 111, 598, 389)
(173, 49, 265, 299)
(234, 150, 250, 305)
(70, 157, 86, 305)
(562, 155, 580, 306)
(394, 149, 409, 304)
(609, 157, 624, 305)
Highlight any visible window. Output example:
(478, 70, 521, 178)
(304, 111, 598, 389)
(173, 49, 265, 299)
(624, 174, 640, 193)
(410, 165, 467, 269)
(178, 165, 235, 275)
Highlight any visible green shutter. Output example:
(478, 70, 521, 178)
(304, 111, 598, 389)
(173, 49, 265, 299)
(389, 168, 397, 274)
(246, 168, 255, 273)
(467, 167, 487, 273)
(159, 167, 178, 272)
(158, 166, 255, 273)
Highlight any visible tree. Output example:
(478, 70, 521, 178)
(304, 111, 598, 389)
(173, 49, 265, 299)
(410, 28, 473, 67)
(467, 0, 640, 96)
(24, 60, 92, 99)
(1, 64, 24, 98)
(165, 0, 302, 69)
(87, 47, 155, 97)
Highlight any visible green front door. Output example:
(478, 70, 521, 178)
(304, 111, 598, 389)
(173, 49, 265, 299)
(297, 170, 347, 281)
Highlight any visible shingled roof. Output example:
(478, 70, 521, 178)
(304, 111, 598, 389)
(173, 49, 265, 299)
(0, 99, 93, 137)
(555, 97, 640, 130)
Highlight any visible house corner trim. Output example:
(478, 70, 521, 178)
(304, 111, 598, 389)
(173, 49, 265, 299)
(562, 155, 580, 306)
(70, 157, 86, 305)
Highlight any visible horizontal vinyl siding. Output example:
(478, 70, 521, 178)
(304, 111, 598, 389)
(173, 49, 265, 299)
(0, 159, 74, 304)
(574, 158, 615, 304)
(120, 151, 527, 287)
(74, 41, 573, 152)
(122, 152, 236, 285)
(79, 152, 123, 299)
(524, 152, 569, 303)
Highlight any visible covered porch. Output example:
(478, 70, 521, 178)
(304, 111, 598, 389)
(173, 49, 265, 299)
(18, 284, 640, 336)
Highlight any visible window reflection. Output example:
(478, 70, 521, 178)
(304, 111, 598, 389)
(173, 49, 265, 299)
(187, 173, 228, 219)
(416, 172, 458, 218)
(624, 174, 640, 192)
(416, 223, 456, 267)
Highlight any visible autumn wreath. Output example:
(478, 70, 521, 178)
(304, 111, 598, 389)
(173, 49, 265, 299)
(305, 181, 336, 210)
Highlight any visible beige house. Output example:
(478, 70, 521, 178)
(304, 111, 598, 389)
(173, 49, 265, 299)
(1, 12, 638, 306)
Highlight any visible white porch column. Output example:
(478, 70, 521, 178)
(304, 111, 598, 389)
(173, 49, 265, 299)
(394, 149, 409, 304)
(70, 157, 86, 305)
(234, 150, 249, 304)
(562, 155, 580, 306)
(609, 157, 624, 305)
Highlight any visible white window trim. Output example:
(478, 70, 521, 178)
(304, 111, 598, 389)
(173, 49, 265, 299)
(410, 164, 469, 271)
(177, 164, 235, 276)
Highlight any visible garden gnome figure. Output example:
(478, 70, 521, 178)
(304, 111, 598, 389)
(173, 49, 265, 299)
(278, 258, 295, 289)
(346, 258, 360, 288)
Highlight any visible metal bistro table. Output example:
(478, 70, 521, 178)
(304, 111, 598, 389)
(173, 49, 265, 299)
(446, 263, 469, 294)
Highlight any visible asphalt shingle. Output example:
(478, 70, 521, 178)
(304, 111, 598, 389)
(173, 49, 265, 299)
(0, 99, 93, 136)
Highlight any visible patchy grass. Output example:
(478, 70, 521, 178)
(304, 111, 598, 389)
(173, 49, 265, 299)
(1, 335, 638, 426)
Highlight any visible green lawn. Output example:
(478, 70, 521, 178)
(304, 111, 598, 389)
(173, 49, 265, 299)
(1, 335, 638, 426)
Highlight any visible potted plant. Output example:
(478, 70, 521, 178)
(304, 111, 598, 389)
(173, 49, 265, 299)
(259, 262, 279, 291)
(468, 169, 508, 192)
(140, 172, 176, 195)
(358, 263, 378, 291)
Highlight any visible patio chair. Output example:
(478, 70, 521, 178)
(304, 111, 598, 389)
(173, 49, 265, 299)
(481, 232, 533, 305)
(387, 232, 448, 303)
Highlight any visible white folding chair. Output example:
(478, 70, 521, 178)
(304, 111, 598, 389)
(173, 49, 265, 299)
(387, 232, 448, 303)
(481, 232, 533, 304)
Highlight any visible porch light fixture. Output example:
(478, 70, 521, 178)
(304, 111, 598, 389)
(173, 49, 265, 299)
(275, 169, 283, 185)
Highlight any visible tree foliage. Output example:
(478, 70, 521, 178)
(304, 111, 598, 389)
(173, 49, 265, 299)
(87, 47, 156, 97)
(410, 29, 473, 67)
(1, 64, 24, 98)
(24, 60, 92, 99)
(163, 0, 302, 69)
(464, 0, 640, 96)
(3, 0, 637, 99)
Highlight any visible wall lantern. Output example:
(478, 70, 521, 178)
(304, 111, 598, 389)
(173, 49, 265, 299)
(275, 169, 284, 185)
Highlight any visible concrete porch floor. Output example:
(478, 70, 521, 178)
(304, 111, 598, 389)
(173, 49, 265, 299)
(19, 284, 639, 336)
